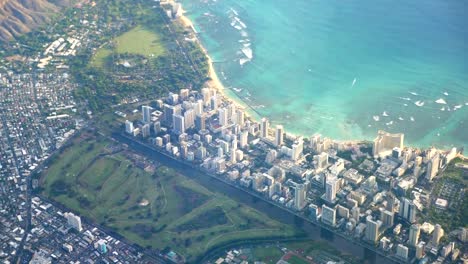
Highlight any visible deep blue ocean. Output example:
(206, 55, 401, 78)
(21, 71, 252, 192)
(181, 0, 468, 149)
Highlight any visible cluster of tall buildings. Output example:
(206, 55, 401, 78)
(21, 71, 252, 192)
(121, 89, 464, 263)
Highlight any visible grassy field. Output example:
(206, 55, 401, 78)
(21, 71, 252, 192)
(252, 246, 284, 263)
(42, 134, 299, 261)
(114, 25, 165, 56)
(279, 240, 363, 264)
(90, 25, 166, 68)
(90, 48, 112, 68)
(284, 255, 309, 264)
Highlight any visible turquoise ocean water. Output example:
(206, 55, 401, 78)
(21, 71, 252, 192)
(180, 0, 468, 149)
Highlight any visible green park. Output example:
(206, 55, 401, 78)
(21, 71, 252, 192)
(41, 133, 300, 261)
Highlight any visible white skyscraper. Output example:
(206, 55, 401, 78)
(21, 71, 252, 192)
(314, 152, 329, 170)
(210, 95, 218, 110)
(381, 209, 394, 227)
(240, 130, 249, 148)
(399, 198, 417, 223)
(321, 205, 336, 226)
(164, 104, 181, 124)
(64, 212, 82, 232)
(432, 224, 444, 246)
(409, 224, 420, 247)
(218, 108, 228, 127)
(173, 114, 185, 135)
(325, 178, 337, 203)
(142, 105, 152, 124)
(236, 109, 245, 127)
(217, 147, 224, 158)
(416, 242, 425, 259)
(201, 87, 211, 105)
(291, 137, 304, 161)
(365, 217, 382, 243)
(227, 104, 236, 121)
(260, 118, 269, 138)
(184, 109, 195, 129)
(396, 244, 408, 260)
(373, 130, 404, 158)
(294, 184, 306, 210)
(426, 153, 440, 181)
(275, 125, 284, 146)
(231, 137, 238, 152)
(125, 120, 134, 134)
(194, 99, 204, 115)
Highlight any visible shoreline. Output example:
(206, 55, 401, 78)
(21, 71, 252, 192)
(177, 10, 261, 120)
(175, 8, 462, 153)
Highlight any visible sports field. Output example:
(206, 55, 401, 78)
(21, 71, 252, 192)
(90, 25, 166, 68)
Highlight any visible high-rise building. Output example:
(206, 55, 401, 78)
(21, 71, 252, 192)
(380, 209, 394, 227)
(396, 244, 408, 260)
(194, 99, 204, 115)
(325, 178, 338, 203)
(235, 149, 244, 161)
(236, 109, 245, 127)
(309, 203, 320, 220)
(231, 137, 238, 152)
(240, 130, 249, 148)
(416, 241, 425, 259)
(227, 104, 236, 121)
(314, 152, 329, 170)
(210, 95, 218, 110)
(179, 88, 189, 100)
(184, 109, 195, 129)
(336, 205, 350, 219)
(399, 198, 417, 223)
(64, 212, 82, 232)
(153, 121, 161, 134)
(321, 205, 336, 226)
(351, 206, 360, 222)
(164, 104, 181, 124)
(230, 150, 237, 164)
(220, 140, 230, 154)
(142, 105, 152, 123)
(409, 224, 420, 247)
(180, 141, 188, 159)
(125, 120, 134, 134)
(260, 118, 269, 138)
(265, 149, 278, 164)
(365, 216, 382, 243)
(195, 114, 206, 131)
(142, 124, 150, 138)
(373, 130, 404, 158)
(426, 153, 440, 181)
(291, 137, 304, 161)
(294, 184, 306, 210)
(217, 147, 224, 158)
(173, 114, 185, 135)
(275, 125, 284, 146)
(201, 88, 211, 105)
(218, 108, 228, 127)
(196, 145, 207, 160)
(432, 224, 444, 246)
(169, 92, 179, 104)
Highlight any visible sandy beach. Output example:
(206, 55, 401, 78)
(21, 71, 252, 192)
(178, 12, 225, 94)
(176, 9, 260, 122)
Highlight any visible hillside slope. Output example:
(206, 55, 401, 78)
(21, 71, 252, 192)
(0, 0, 73, 42)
